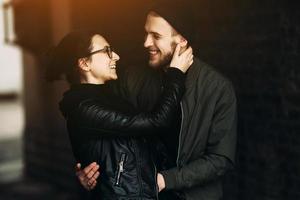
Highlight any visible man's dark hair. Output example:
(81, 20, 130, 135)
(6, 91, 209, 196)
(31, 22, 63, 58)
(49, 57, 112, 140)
(149, 0, 196, 45)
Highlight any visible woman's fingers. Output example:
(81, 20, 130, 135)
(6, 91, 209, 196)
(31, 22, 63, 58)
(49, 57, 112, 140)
(181, 46, 193, 57)
(83, 162, 97, 175)
(170, 44, 194, 72)
(173, 43, 181, 57)
(75, 162, 100, 191)
(86, 164, 99, 179)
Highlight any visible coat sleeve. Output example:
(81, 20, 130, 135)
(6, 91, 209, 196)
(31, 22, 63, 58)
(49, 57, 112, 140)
(69, 68, 185, 137)
(160, 80, 237, 190)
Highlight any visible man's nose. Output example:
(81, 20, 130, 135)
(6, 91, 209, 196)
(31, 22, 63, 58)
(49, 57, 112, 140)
(144, 35, 153, 48)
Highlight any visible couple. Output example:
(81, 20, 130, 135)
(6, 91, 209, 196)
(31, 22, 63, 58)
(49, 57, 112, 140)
(49, 2, 237, 200)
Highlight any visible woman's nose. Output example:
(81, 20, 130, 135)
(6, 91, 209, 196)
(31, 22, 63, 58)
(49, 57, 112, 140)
(112, 52, 120, 61)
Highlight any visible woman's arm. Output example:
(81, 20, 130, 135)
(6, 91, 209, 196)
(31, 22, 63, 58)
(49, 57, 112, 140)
(70, 45, 193, 137)
(70, 68, 185, 137)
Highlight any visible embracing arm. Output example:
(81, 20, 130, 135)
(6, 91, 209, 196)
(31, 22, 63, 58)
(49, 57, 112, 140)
(160, 81, 237, 190)
(70, 68, 185, 137)
(70, 45, 192, 137)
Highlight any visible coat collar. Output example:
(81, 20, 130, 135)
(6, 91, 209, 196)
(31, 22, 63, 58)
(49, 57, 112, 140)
(185, 57, 202, 89)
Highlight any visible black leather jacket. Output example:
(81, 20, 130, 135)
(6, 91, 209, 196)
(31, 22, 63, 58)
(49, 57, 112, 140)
(59, 68, 185, 200)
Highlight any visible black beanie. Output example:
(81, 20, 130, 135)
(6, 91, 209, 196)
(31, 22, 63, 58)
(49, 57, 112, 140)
(150, 0, 195, 45)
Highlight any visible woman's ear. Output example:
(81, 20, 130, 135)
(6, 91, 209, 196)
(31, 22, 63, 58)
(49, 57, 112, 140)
(78, 58, 90, 72)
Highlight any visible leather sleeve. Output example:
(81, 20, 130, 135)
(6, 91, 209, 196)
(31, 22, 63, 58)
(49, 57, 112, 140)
(70, 68, 185, 137)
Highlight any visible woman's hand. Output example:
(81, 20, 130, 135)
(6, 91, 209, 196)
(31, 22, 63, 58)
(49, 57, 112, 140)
(157, 173, 166, 192)
(75, 162, 100, 191)
(170, 44, 193, 73)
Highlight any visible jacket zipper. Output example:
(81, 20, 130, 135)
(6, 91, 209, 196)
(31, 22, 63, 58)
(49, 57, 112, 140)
(115, 153, 126, 186)
(176, 102, 184, 166)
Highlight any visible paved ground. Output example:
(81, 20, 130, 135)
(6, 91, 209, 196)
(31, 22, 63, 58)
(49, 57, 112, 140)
(0, 99, 24, 184)
(0, 138, 79, 200)
(0, 178, 78, 200)
(0, 100, 24, 185)
(0, 100, 78, 199)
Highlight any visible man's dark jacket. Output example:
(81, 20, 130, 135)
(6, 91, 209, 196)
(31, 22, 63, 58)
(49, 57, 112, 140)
(117, 58, 237, 200)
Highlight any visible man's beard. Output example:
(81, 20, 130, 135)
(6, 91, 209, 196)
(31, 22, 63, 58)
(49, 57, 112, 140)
(148, 42, 177, 69)
(149, 52, 173, 69)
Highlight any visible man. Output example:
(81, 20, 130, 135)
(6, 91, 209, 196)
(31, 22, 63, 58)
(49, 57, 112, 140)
(76, 2, 237, 199)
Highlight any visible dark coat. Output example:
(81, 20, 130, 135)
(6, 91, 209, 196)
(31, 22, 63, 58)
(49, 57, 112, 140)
(118, 58, 237, 200)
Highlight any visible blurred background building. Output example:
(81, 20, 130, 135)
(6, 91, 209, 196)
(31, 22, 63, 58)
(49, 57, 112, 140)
(0, 0, 299, 199)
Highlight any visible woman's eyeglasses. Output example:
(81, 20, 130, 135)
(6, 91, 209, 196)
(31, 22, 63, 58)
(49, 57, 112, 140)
(87, 46, 113, 59)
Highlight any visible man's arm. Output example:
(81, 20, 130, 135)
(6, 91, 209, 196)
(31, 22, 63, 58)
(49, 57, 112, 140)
(160, 154, 233, 190)
(160, 81, 237, 190)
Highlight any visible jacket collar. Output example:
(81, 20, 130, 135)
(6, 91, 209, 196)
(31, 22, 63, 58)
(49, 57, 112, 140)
(185, 57, 202, 89)
(69, 83, 109, 93)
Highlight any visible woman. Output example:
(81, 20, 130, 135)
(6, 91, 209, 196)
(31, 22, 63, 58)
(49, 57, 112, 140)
(47, 30, 193, 199)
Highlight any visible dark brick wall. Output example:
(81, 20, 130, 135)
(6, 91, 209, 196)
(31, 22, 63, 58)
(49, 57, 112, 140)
(197, 1, 300, 200)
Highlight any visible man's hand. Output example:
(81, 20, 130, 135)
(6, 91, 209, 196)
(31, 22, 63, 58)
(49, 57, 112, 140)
(75, 162, 100, 191)
(157, 173, 166, 192)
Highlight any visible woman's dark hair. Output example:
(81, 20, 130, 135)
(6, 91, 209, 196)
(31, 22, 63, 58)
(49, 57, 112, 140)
(45, 30, 98, 84)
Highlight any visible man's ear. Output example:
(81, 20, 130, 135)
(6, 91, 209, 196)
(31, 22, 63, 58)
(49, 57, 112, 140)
(179, 36, 188, 47)
(175, 35, 188, 55)
(175, 35, 188, 47)
(78, 58, 90, 72)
